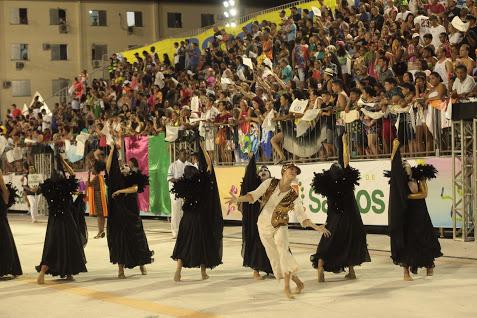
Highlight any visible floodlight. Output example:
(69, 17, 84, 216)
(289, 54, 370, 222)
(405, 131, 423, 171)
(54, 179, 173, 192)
(223, 1, 229, 7)
(230, 8, 237, 17)
(224, 11, 230, 18)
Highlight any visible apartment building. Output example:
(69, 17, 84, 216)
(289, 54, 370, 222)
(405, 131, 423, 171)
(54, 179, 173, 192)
(0, 0, 274, 117)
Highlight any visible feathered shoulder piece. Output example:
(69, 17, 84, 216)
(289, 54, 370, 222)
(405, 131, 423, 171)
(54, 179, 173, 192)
(171, 171, 209, 202)
(411, 164, 438, 181)
(40, 176, 79, 197)
(125, 171, 149, 193)
(5, 183, 20, 208)
(383, 170, 392, 184)
(311, 166, 360, 198)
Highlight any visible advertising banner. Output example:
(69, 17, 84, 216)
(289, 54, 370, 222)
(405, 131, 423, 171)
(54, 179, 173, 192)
(215, 157, 454, 228)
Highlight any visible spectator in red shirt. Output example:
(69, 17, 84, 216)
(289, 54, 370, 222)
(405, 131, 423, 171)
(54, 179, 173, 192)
(424, 0, 446, 16)
(10, 104, 22, 119)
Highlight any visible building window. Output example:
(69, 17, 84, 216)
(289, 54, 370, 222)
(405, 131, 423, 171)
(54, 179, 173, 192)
(201, 14, 215, 27)
(50, 8, 67, 25)
(10, 8, 28, 25)
(51, 44, 68, 61)
(11, 44, 29, 60)
(92, 44, 108, 60)
(127, 11, 143, 27)
(12, 80, 31, 97)
(89, 10, 107, 26)
(167, 13, 182, 28)
(52, 79, 70, 96)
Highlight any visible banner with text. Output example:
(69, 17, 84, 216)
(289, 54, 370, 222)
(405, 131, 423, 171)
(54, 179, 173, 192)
(215, 157, 454, 228)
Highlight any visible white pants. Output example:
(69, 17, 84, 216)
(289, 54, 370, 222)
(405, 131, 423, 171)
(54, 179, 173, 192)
(27, 195, 39, 222)
(258, 225, 299, 280)
(170, 196, 184, 238)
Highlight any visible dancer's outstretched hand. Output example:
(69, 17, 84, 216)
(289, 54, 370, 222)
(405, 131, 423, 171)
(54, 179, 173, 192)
(112, 190, 122, 198)
(224, 193, 238, 205)
(314, 224, 331, 238)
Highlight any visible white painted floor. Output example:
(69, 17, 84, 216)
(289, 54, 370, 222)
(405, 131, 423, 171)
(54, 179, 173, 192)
(1, 214, 476, 318)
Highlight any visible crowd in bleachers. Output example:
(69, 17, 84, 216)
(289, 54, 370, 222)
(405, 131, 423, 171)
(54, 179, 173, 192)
(3, 0, 477, 169)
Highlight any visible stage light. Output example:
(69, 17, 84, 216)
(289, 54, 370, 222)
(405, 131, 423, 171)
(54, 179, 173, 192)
(223, 1, 229, 7)
(224, 11, 230, 18)
(230, 8, 237, 17)
(230, 0, 235, 6)
(225, 22, 230, 27)
(231, 22, 237, 27)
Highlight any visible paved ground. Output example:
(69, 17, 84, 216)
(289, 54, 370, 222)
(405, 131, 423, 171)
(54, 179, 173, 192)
(1, 214, 476, 318)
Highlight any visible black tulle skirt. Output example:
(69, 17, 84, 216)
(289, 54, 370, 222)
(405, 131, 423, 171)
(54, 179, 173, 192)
(0, 213, 22, 277)
(242, 203, 272, 274)
(107, 195, 154, 269)
(391, 199, 442, 272)
(171, 207, 222, 269)
(311, 198, 371, 272)
(36, 210, 87, 277)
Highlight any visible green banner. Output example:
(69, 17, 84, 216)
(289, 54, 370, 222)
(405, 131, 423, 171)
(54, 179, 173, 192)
(148, 134, 171, 215)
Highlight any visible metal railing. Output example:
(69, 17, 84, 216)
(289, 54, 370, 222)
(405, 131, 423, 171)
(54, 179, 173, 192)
(166, 112, 452, 167)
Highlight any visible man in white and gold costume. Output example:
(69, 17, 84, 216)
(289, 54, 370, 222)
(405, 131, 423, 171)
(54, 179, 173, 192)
(227, 163, 330, 299)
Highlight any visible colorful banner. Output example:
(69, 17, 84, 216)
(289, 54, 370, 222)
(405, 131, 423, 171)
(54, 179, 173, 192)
(119, 1, 335, 62)
(124, 136, 150, 212)
(148, 134, 171, 216)
(215, 157, 455, 228)
(122, 134, 171, 216)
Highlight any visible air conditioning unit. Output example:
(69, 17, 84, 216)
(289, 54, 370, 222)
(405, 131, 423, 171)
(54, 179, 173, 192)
(59, 24, 68, 34)
(128, 26, 134, 34)
(92, 60, 100, 68)
(3, 81, 12, 89)
(42, 43, 51, 50)
(16, 62, 25, 70)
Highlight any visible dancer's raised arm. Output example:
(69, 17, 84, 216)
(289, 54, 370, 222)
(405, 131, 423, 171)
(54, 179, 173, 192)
(342, 133, 350, 168)
(106, 142, 115, 174)
(60, 156, 75, 177)
(391, 139, 400, 161)
(0, 170, 9, 204)
(199, 141, 212, 173)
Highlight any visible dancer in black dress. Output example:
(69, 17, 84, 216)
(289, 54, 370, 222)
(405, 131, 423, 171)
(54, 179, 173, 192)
(388, 139, 442, 280)
(171, 142, 223, 282)
(36, 153, 87, 284)
(0, 171, 22, 278)
(105, 143, 153, 278)
(240, 155, 272, 280)
(311, 133, 371, 282)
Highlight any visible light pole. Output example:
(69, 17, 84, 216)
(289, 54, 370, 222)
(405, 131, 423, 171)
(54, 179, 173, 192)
(223, 0, 238, 28)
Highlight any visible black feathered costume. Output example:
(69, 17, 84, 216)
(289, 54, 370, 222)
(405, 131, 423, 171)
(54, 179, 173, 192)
(170, 147, 223, 269)
(0, 184, 23, 277)
(36, 153, 88, 277)
(106, 147, 154, 269)
(240, 155, 272, 274)
(310, 137, 370, 272)
(387, 150, 442, 273)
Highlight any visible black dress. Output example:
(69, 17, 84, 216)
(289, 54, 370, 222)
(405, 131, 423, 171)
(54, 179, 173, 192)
(388, 150, 442, 272)
(310, 134, 370, 272)
(0, 184, 22, 277)
(106, 149, 154, 269)
(240, 155, 272, 274)
(171, 149, 223, 269)
(36, 176, 87, 277)
(310, 164, 371, 272)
